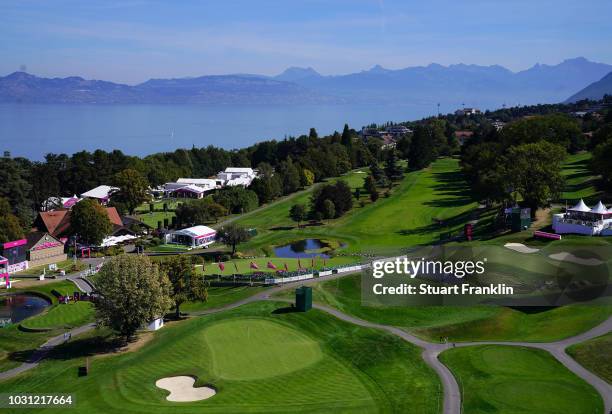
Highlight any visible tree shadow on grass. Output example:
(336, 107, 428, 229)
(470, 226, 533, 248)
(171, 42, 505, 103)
(9, 332, 125, 364)
(271, 305, 299, 314)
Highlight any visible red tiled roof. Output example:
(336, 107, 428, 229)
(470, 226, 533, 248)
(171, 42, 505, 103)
(36, 207, 123, 237)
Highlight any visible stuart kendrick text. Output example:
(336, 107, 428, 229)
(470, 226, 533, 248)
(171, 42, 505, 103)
(372, 283, 514, 296)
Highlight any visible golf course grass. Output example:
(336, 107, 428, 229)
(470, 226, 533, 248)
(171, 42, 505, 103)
(440, 345, 603, 414)
(181, 285, 269, 313)
(0, 281, 95, 372)
(282, 273, 611, 342)
(559, 152, 600, 202)
(1, 301, 441, 413)
(21, 301, 94, 330)
(238, 157, 479, 256)
(567, 332, 612, 384)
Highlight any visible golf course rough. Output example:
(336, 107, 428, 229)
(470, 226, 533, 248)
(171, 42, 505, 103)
(0, 302, 441, 413)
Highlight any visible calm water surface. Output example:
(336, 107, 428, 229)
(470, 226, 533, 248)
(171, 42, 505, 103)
(0, 103, 434, 159)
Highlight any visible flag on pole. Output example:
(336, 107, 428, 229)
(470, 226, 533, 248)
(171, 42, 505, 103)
(311, 257, 315, 268)
(298, 257, 302, 269)
(250, 261, 259, 270)
(284, 262, 289, 271)
(218, 262, 225, 271)
(267, 261, 277, 270)
(234, 261, 239, 272)
(323, 257, 326, 267)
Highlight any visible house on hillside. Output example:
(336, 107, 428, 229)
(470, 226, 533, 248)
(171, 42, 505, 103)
(81, 185, 119, 205)
(454, 130, 474, 145)
(164, 225, 217, 249)
(385, 125, 412, 138)
(216, 167, 257, 187)
(552, 199, 612, 236)
(455, 108, 481, 116)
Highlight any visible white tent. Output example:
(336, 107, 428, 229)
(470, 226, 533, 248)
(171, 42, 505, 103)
(591, 201, 608, 214)
(569, 199, 591, 212)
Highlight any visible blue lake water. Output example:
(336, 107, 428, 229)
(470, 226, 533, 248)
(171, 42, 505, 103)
(0, 294, 50, 324)
(274, 239, 331, 259)
(0, 103, 435, 160)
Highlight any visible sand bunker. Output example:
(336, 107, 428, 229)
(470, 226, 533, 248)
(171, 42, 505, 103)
(156, 376, 216, 402)
(504, 243, 540, 254)
(548, 252, 603, 266)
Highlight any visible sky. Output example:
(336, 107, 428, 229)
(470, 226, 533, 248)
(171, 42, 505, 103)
(1, 0, 612, 84)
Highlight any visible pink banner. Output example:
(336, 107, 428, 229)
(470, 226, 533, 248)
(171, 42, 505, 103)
(2, 239, 27, 249)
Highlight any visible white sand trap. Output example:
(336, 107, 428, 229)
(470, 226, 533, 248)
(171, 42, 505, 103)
(548, 252, 603, 266)
(156, 376, 216, 402)
(504, 243, 539, 254)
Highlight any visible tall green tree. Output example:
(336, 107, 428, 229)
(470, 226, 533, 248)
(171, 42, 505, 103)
(161, 255, 208, 318)
(0, 197, 25, 243)
(289, 204, 307, 228)
(322, 199, 335, 222)
(503, 141, 566, 214)
(95, 255, 173, 340)
(71, 199, 112, 245)
(216, 223, 252, 255)
(112, 169, 150, 214)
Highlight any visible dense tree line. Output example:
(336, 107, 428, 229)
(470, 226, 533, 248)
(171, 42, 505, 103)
(0, 123, 382, 232)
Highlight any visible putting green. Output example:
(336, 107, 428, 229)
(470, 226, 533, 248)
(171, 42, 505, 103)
(202, 318, 322, 380)
(0, 302, 441, 413)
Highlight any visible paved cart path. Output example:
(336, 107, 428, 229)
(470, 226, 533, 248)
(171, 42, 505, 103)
(1, 271, 610, 414)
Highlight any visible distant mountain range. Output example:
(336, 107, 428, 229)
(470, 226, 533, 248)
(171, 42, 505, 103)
(1, 57, 611, 108)
(565, 71, 612, 102)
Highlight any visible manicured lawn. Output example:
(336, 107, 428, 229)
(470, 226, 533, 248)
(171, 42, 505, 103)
(21, 301, 94, 330)
(238, 158, 479, 255)
(284, 273, 611, 342)
(567, 332, 612, 384)
(440, 345, 603, 414)
(0, 281, 95, 372)
(559, 152, 600, 202)
(1, 301, 441, 414)
(181, 285, 269, 313)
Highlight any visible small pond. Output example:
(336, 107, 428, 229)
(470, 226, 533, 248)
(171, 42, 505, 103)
(273, 239, 332, 259)
(0, 294, 51, 325)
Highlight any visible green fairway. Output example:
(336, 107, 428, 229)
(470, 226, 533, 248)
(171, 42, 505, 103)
(238, 158, 478, 255)
(203, 318, 323, 380)
(567, 332, 612, 384)
(181, 285, 269, 313)
(283, 273, 611, 342)
(440, 345, 603, 414)
(21, 301, 94, 330)
(0, 301, 441, 413)
(559, 152, 600, 202)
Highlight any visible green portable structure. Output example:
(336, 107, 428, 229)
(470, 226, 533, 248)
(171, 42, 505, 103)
(295, 286, 312, 312)
(510, 208, 531, 232)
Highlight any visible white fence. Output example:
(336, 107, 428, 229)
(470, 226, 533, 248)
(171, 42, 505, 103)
(265, 273, 314, 284)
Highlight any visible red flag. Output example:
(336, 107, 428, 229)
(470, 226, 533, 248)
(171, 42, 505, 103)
(311, 257, 315, 267)
(218, 262, 225, 271)
(250, 261, 259, 269)
(284, 262, 289, 271)
(267, 261, 277, 270)
(298, 257, 302, 268)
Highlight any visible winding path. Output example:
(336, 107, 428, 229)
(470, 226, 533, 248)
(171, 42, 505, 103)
(1, 272, 610, 414)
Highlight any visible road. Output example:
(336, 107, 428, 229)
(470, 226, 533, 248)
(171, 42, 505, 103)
(1, 271, 610, 414)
